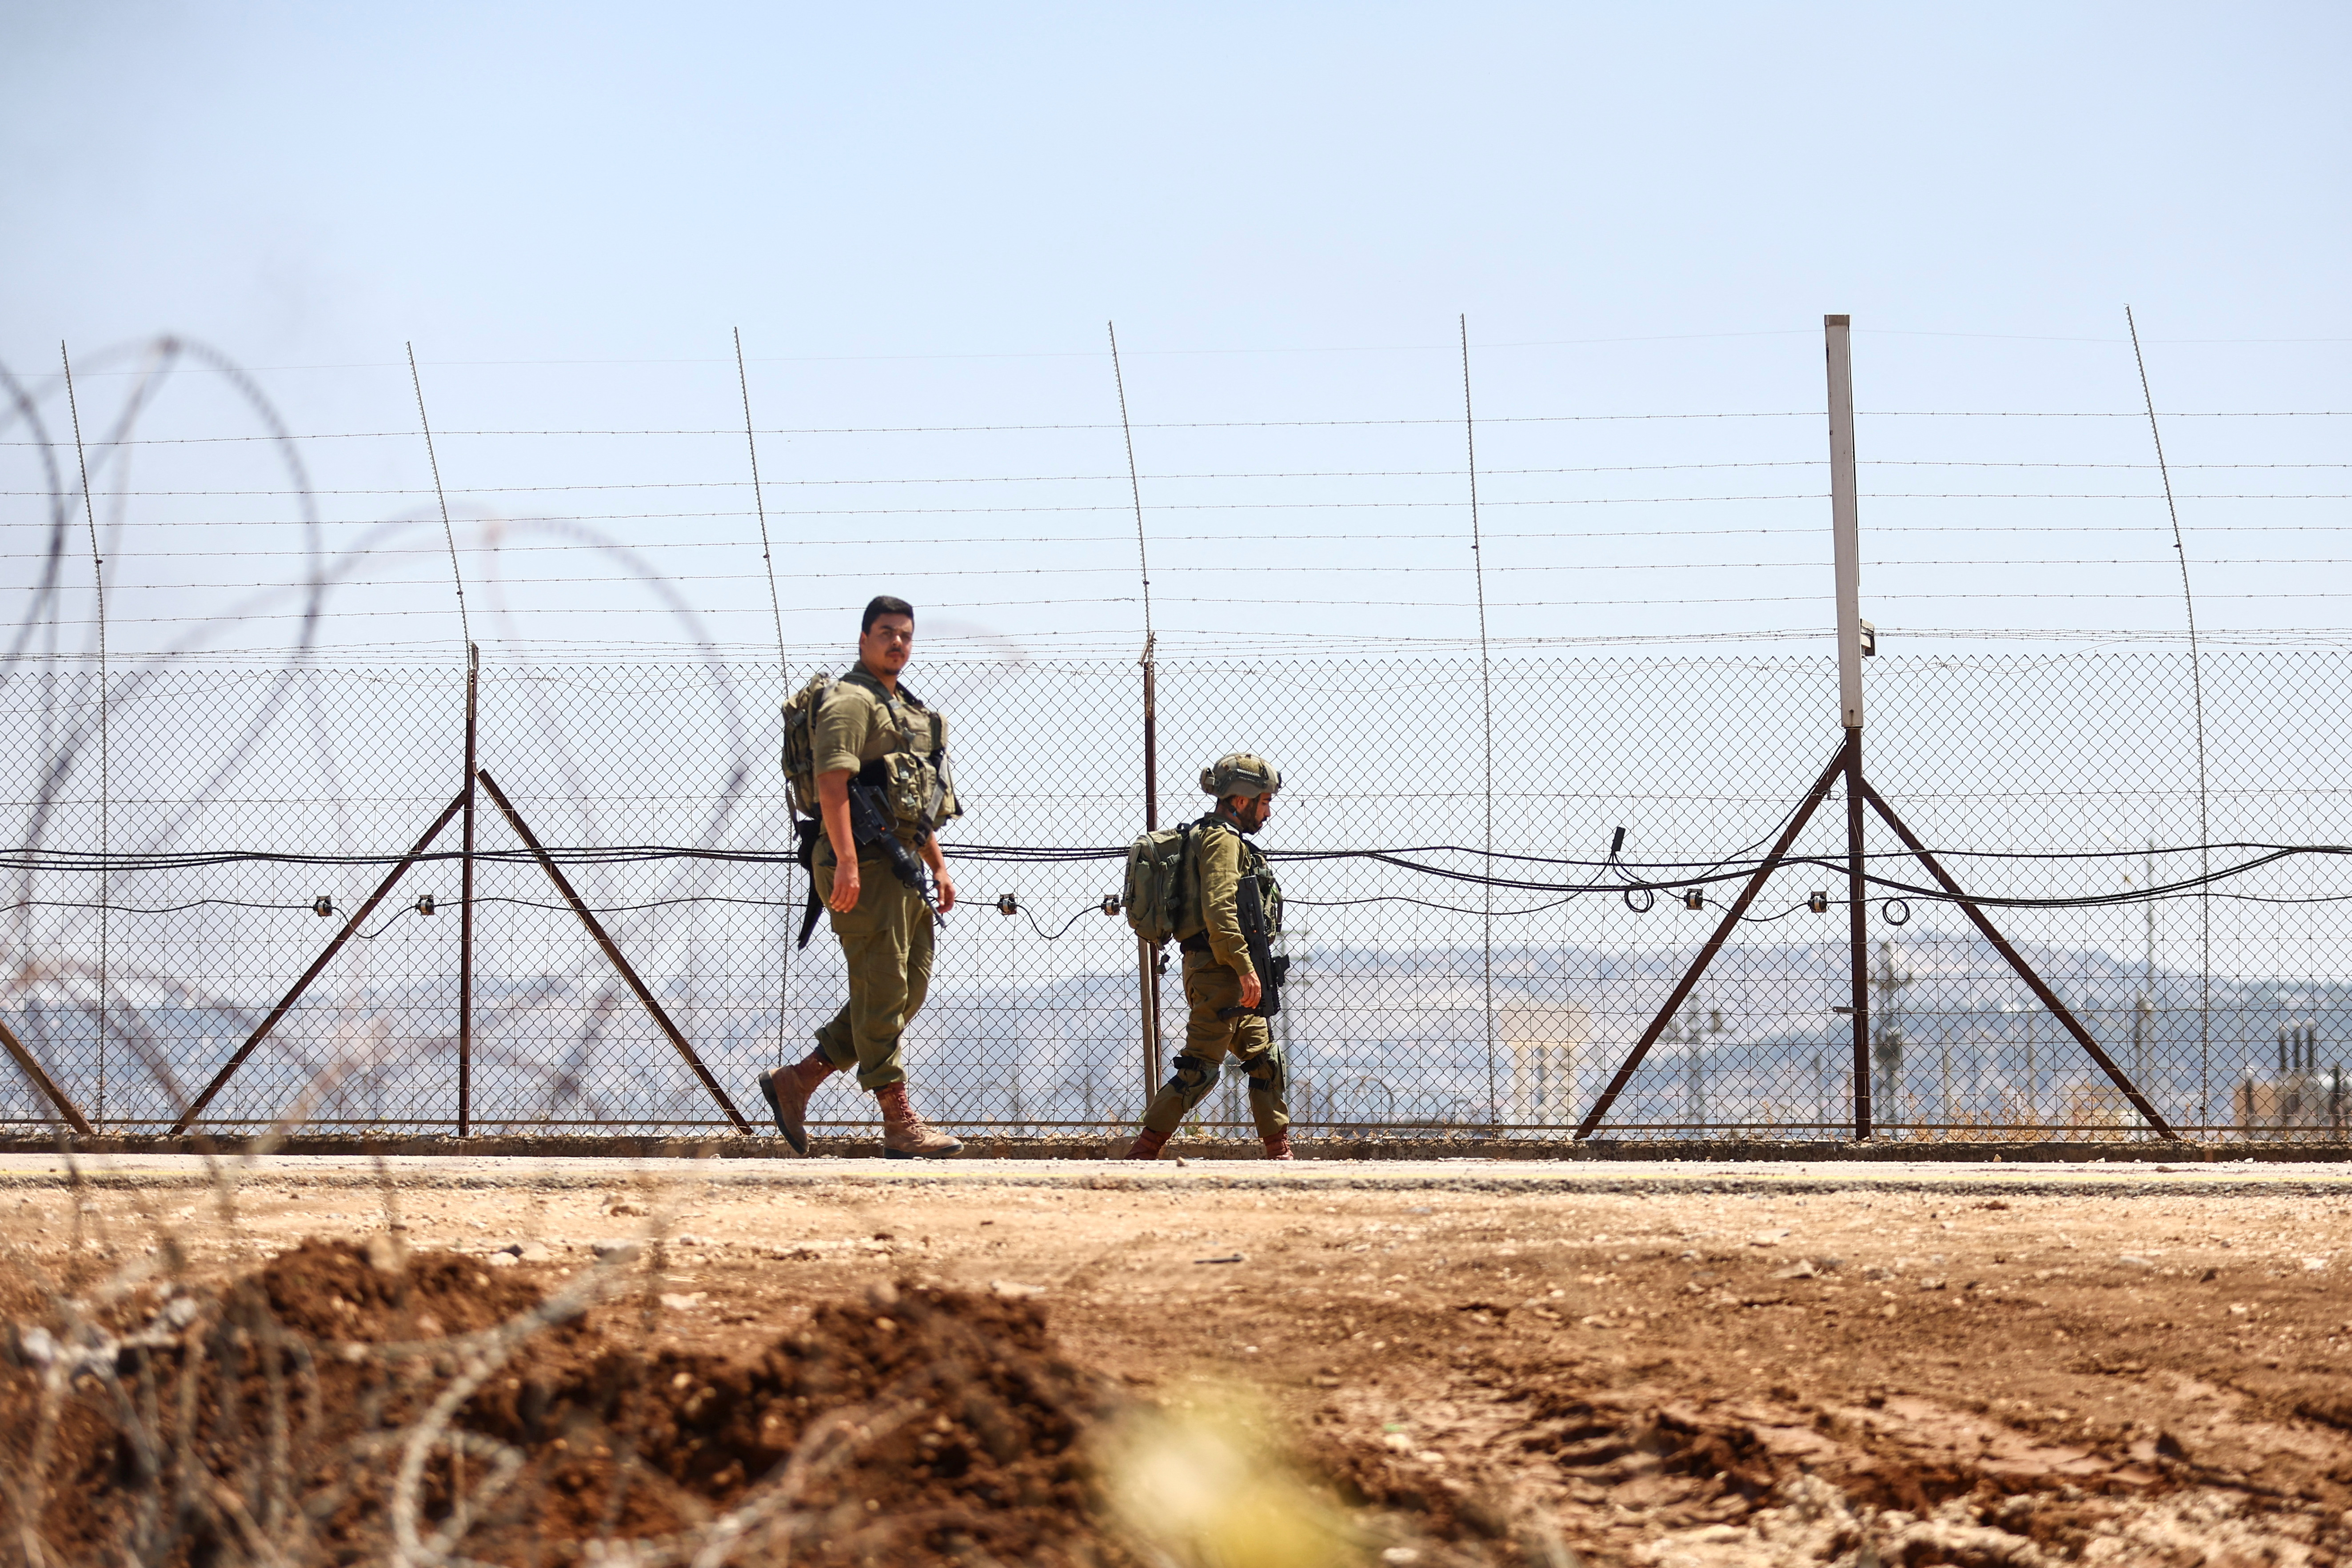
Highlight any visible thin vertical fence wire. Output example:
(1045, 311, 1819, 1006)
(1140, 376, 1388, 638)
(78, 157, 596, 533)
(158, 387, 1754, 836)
(732, 328, 793, 1072)
(58, 341, 109, 1122)
(404, 344, 472, 652)
(1107, 322, 1155, 650)
(2128, 306, 2215, 1128)
(1107, 322, 1164, 1101)
(2, 650, 2350, 1142)
(1460, 315, 1498, 1130)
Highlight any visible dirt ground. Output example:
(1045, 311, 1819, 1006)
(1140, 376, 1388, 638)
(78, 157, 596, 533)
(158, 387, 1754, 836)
(8, 1160, 2352, 1565)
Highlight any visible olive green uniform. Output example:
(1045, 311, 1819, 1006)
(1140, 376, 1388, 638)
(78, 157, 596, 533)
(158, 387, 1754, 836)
(809, 668, 958, 1092)
(1138, 813, 1290, 1138)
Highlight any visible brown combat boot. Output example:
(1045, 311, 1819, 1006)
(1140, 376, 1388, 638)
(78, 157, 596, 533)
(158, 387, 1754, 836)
(1126, 1127, 1172, 1161)
(1262, 1131, 1294, 1161)
(875, 1082, 962, 1159)
(755, 1048, 837, 1156)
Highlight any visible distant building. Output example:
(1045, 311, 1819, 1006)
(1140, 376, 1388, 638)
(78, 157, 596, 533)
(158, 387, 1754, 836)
(1500, 1003, 1588, 1127)
(2234, 1021, 2343, 1141)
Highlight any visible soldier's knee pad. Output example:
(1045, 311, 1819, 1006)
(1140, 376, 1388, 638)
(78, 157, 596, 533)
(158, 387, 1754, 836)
(1239, 1049, 1286, 1096)
(1167, 1055, 1216, 1103)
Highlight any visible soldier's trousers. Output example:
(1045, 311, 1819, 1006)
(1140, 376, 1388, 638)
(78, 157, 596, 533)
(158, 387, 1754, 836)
(812, 845, 932, 1091)
(1139, 953, 1289, 1138)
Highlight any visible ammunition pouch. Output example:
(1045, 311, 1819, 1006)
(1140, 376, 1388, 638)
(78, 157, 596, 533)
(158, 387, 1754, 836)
(863, 694, 954, 835)
(856, 755, 942, 840)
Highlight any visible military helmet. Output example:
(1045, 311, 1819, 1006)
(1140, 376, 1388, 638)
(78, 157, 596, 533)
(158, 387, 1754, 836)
(1200, 753, 1281, 799)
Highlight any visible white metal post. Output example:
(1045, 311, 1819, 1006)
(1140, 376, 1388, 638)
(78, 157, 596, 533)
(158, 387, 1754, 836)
(1825, 313, 1872, 1134)
(1825, 314, 1864, 730)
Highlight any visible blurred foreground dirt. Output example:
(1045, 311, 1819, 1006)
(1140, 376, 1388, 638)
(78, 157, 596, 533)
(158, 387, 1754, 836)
(8, 1168, 2352, 1564)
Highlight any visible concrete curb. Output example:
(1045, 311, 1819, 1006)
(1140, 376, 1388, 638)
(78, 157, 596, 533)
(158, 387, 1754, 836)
(0, 1132, 2338, 1163)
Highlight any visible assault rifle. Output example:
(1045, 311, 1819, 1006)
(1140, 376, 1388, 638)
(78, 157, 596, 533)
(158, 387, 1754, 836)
(1214, 872, 1288, 1020)
(793, 779, 944, 949)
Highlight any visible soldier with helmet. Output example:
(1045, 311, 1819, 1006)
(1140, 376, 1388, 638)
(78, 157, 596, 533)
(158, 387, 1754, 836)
(1126, 753, 1293, 1161)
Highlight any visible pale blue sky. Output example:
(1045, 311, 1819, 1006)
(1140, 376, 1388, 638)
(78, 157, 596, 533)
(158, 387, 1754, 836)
(4, 3, 2348, 660)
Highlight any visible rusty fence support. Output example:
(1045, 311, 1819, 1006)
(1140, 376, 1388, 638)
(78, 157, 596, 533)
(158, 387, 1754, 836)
(0, 1014, 94, 1135)
(1576, 738, 1853, 1139)
(1861, 781, 2178, 1139)
(475, 768, 753, 1133)
(172, 790, 468, 1135)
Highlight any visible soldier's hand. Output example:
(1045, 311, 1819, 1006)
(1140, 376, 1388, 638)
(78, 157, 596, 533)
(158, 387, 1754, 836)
(933, 864, 957, 913)
(827, 861, 862, 913)
(1238, 970, 1262, 1009)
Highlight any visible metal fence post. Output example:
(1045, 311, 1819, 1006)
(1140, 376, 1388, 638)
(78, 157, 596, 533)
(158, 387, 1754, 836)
(1825, 314, 1874, 1138)
(1138, 644, 1162, 1101)
(459, 641, 478, 1136)
(1111, 322, 1164, 1115)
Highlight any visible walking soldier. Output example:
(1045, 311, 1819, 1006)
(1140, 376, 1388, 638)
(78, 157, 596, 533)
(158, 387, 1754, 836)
(759, 596, 964, 1158)
(1126, 753, 1293, 1161)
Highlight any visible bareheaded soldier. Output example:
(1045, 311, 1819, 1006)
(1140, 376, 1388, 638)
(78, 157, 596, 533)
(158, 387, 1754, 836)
(1126, 754, 1292, 1161)
(759, 596, 963, 1158)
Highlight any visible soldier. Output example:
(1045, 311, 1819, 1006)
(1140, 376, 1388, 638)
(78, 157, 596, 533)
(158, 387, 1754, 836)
(758, 596, 963, 1158)
(1126, 753, 1292, 1161)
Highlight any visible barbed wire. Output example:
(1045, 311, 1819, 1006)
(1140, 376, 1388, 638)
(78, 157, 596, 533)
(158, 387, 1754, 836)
(9, 626, 2341, 664)
(30, 328, 2348, 377)
(23, 559, 2352, 598)
(8, 407, 2351, 449)
(26, 586, 2352, 630)
(6, 494, 2340, 537)
(11, 521, 2350, 560)
(14, 459, 2351, 501)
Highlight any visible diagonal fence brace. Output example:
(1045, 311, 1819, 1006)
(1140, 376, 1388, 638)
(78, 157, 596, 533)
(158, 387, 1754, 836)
(1860, 781, 2178, 1140)
(475, 768, 753, 1134)
(0, 1014, 95, 1136)
(1576, 737, 1853, 1140)
(172, 789, 469, 1135)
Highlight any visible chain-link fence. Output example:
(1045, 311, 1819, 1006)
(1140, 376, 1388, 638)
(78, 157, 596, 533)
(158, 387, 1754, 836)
(4, 648, 2348, 1141)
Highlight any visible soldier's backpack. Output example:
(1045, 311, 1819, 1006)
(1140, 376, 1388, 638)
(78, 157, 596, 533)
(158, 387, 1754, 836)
(1122, 822, 1198, 946)
(779, 673, 838, 818)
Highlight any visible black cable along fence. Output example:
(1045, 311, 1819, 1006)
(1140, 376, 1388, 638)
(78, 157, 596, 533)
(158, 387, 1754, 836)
(4, 646, 2349, 1142)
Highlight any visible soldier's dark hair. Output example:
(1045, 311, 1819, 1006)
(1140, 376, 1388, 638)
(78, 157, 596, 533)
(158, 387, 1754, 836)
(862, 595, 915, 634)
